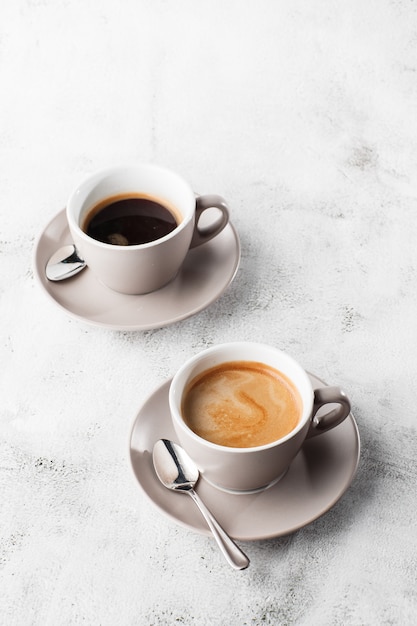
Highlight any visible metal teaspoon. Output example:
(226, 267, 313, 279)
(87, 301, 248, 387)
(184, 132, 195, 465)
(152, 439, 250, 571)
(46, 244, 86, 281)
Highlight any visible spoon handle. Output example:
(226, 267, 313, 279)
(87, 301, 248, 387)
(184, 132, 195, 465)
(188, 488, 249, 570)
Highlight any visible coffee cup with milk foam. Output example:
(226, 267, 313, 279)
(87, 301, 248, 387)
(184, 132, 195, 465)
(169, 342, 351, 493)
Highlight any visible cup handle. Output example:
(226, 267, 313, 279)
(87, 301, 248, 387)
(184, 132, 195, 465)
(190, 194, 230, 248)
(306, 387, 351, 439)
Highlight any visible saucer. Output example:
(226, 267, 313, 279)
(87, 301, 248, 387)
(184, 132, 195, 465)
(129, 373, 360, 541)
(33, 209, 240, 330)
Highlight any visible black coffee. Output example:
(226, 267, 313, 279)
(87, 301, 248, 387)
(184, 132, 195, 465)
(82, 193, 180, 245)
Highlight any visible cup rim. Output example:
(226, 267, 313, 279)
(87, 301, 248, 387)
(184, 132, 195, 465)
(169, 341, 314, 453)
(66, 163, 195, 250)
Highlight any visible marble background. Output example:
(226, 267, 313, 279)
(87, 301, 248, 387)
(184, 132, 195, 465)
(1, 0, 417, 624)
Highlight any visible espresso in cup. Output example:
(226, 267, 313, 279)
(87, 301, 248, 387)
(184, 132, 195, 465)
(82, 193, 182, 246)
(66, 164, 229, 294)
(182, 361, 302, 448)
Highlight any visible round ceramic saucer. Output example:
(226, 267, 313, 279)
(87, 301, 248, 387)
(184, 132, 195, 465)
(129, 373, 360, 541)
(33, 209, 240, 331)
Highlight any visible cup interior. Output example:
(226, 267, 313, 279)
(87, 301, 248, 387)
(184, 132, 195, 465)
(67, 164, 195, 244)
(170, 342, 315, 450)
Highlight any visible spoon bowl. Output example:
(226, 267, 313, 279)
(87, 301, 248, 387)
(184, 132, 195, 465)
(152, 439, 249, 570)
(46, 244, 86, 281)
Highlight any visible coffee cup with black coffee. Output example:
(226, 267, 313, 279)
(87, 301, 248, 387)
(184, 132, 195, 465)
(66, 164, 229, 294)
(169, 342, 351, 493)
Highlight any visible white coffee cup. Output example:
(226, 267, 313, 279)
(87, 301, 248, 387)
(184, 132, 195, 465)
(66, 164, 229, 294)
(169, 342, 351, 493)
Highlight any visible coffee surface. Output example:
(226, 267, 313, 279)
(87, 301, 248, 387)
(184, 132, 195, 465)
(82, 193, 180, 245)
(182, 361, 302, 448)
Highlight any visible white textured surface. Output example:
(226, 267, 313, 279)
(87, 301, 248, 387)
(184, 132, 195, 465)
(1, 1, 417, 624)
